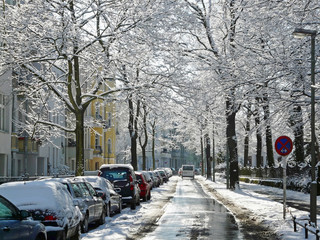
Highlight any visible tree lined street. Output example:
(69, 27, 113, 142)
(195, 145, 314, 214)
(81, 176, 282, 240)
(1, 1, 320, 239)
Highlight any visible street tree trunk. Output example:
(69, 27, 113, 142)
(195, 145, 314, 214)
(254, 103, 262, 167)
(139, 104, 148, 170)
(212, 125, 216, 181)
(244, 105, 251, 167)
(200, 134, 204, 176)
(151, 119, 156, 170)
(263, 93, 274, 167)
(75, 112, 85, 176)
(290, 105, 304, 163)
(205, 134, 212, 180)
(128, 95, 140, 170)
(226, 90, 239, 189)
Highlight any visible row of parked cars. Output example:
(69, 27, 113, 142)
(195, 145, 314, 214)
(0, 164, 173, 240)
(98, 164, 173, 210)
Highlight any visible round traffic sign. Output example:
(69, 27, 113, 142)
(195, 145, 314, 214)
(275, 136, 293, 156)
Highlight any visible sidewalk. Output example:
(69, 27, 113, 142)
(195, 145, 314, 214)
(197, 175, 320, 240)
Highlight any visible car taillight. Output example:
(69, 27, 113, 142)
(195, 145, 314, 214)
(98, 171, 101, 176)
(44, 215, 57, 221)
(129, 175, 134, 190)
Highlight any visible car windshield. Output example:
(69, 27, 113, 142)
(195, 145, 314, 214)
(101, 169, 128, 182)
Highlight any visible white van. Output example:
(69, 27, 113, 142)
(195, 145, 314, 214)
(181, 165, 195, 179)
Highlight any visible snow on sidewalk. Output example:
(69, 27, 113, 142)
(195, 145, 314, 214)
(198, 175, 320, 240)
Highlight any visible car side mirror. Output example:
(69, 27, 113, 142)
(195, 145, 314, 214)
(20, 210, 30, 219)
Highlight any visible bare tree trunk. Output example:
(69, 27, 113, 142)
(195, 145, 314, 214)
(205, 134, 212, 180)
(212, 125, 215, 181)
(151, 119, 156, 170)
(290, 105, 304, 163)
(139, 104, 148, 170)
(128, 95, 140, 170)
(263, 94, 274, 167)
(244, 105, 251, 167)
(254, 102, 262, 167)
(226, 90, 239, 189)
(75, 112, 85, 176)
(200, 133, 204, 176)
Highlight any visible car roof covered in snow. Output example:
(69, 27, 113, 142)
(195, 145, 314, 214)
(99, 164, 134, 171)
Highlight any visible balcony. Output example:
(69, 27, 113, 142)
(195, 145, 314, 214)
(11, 135, 39, 153)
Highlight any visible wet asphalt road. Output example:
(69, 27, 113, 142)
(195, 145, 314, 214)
(141, 177, 243, 240)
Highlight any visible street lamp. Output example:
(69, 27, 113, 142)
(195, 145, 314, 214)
(293, 27, 317, 224)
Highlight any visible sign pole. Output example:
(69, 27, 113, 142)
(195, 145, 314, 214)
(274, 136, 293, 220)
(283, 155, 287, 219)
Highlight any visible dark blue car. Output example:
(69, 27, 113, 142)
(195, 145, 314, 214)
(0, 195, 47, 240)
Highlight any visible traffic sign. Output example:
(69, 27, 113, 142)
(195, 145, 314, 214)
(275, 136, 293, 156)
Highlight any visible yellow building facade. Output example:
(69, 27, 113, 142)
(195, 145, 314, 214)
(87, 81, 116, 171)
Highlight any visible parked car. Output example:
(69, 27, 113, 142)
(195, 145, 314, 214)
(148, 171, 160, 188)
(99, 164, 140, 210)
(135, 172, 152, 202)
(194, 168, 201, 175)
(181, 165, 195, 179)
(0, 195, 47, 240)
(0, 181, 81, 240)
(164, 168, 173, 178)
(155, 169, 168, 183)
(40, 177, 106, 233)
(78, 176, 122, 216)
(142, 171, 153, 190)
(153, 171, 163, 185)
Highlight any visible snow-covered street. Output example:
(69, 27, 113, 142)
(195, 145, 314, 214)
(80, 175, 320, 240)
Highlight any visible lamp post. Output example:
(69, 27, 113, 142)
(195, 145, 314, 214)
(293, 28, 317, 224)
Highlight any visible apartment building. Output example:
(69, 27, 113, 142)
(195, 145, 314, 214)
(0, 70, 12, 177)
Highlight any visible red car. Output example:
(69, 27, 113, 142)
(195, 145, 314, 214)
(135, 171, 152, 202)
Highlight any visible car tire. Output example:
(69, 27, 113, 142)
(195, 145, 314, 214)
(35, 234, 46, 240)
(57, 229, 67, 240)
(147, 191, 151, 200)
(70, 224, 81, 240)
(98, 207, 106, 225)
(143, 195, 147, 202)
(118, 201, 122, 213)
(81, 214, 89, 233)
(107, 204, 110, 218)
(130, 198, 136, 210)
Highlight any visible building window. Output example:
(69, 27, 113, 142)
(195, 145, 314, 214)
(95, 162, 99, 170)
(95, 102, 102, 120)
(95, 134, 99, 147)
(108, 112, 112, 127)
(0, 94, 6, 131)
(107, 139, 112, 154)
